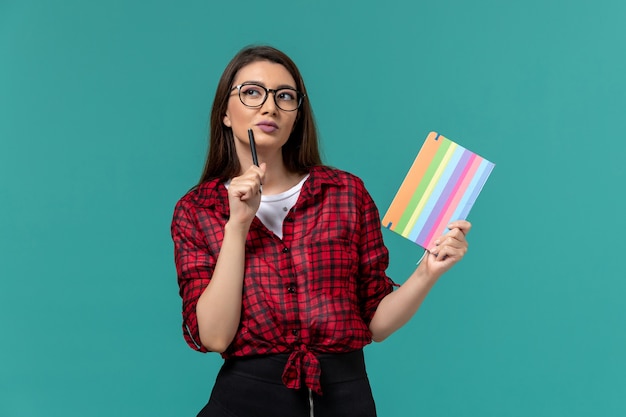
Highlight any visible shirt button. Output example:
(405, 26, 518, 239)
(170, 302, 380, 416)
(291, 329, 299, 336)
(281, 247, 289, 253)
(285, 217, 294, 222)
(287, 285, 296, 294)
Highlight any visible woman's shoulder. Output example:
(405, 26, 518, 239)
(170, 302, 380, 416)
(175, 178, 226, 210)
(309, 165, 365, 188)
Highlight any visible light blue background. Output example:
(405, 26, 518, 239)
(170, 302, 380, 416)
(1, 0, 625, 415)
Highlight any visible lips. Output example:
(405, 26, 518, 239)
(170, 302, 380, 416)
(256, 121, 278, 133)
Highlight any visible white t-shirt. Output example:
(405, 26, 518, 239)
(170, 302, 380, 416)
(225, 175, 309, 239)
(256, 175, 308, 239)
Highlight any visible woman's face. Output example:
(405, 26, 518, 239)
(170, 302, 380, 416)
(224, 60, 299, 162)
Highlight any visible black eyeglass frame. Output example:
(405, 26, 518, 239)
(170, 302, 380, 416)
(230, 83, 305, 112)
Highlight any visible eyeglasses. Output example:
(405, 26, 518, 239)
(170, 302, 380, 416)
(231, 83, 305, 112)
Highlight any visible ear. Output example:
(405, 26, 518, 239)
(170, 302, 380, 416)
(223, 112, 232, 127)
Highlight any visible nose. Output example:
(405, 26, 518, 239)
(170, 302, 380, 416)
(260, 91, 278, 114)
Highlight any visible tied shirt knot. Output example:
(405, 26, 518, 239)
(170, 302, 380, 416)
(282, 344, 322, 395)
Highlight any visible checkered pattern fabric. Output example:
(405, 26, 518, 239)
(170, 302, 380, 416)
(171, 166, 396, 394)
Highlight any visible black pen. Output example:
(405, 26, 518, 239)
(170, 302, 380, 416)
(248, 128, 259, 166)
(247, 128, 262, 193)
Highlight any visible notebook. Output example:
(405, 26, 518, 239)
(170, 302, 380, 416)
(382, 131, 495, 250)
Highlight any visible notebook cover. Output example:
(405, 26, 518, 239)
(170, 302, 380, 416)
(382, 131, 495, 250)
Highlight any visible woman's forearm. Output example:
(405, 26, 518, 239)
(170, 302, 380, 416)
(368, 266, 439, 342)
(368, 221, 471, 342)
(195, 221, 249, 352)
(370, 220, 472, 342)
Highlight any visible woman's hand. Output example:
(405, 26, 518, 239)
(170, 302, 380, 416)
(227, 163, 266, 227)
(420, 220, 471, 279)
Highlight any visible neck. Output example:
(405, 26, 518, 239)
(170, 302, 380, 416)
(261, 161, 305, 195)
(240, 151, 304, 195)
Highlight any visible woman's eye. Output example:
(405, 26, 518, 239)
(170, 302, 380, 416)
(277, 90, 296, 101)
(242, 86, 263, 97)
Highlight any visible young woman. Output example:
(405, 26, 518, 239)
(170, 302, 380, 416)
(172, 45, 471, 417)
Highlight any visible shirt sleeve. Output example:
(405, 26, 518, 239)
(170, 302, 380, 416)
(171, 199, 214, 352)
(355, 180, 397, 325)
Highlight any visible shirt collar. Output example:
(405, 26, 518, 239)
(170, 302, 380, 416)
(299, 165, 343, 201)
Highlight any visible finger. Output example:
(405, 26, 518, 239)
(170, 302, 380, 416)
(447, 220, 472, 236)
(242, 183, 262, 200)
(238, 188, 260, 201)
(431, 233, 468, 256)
(229, 179, 261, 201)
(432, 243, 467, 262)
(432, 228, 467, 249)
(232, 167, 264, 190)
(243, 163, 266, 184)
(241, 169, 264, 187)
(446, 227, 467, 242)
(434, 240, 466, 255)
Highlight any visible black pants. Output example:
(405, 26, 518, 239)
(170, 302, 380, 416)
(197, 349, 377, 417)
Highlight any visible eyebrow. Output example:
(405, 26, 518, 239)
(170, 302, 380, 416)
(240, 80, 298, 90)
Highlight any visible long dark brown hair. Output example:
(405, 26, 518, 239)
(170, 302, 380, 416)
(198, 45, 322, 184)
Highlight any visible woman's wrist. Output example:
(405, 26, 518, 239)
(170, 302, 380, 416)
(413, 256, 442, 286)
(224, 220, 251, 239)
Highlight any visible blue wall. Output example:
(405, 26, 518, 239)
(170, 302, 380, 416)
(1, 0, 625, 415)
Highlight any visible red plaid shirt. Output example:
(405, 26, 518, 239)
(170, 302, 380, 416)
(171, 166, 395, 394)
